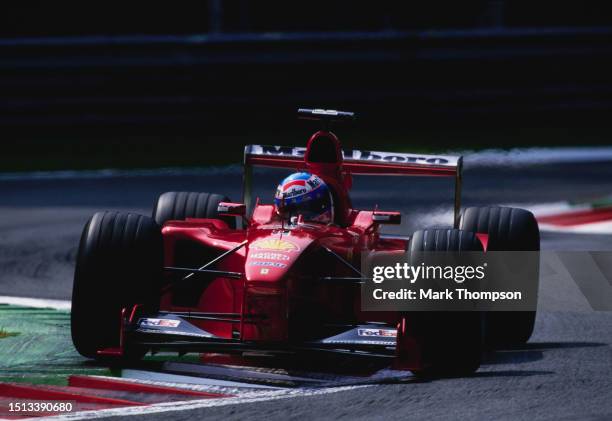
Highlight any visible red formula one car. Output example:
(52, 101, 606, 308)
(71, 109, 540, 377)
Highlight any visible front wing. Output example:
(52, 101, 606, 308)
(128, 312, 397, 358)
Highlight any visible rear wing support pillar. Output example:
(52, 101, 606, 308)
(242, 152, 253, 217)
(453, 157, 463, 229)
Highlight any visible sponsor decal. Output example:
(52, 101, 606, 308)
(249, 261, 287, 268)
(247, 145, 456, 166)
(250, 145, 306, 157)
(139, 318, 181, 328)
(250, 252, 290, 261)
(308, 178, 321, 188)
(250, 238, 300, 252)
(283, 186, 307, 198)
(343, 149, 451, 165)
(357, 328, 397, 338)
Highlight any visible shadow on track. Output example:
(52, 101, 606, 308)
(471, 370, 555, 378)
(482, 341, 607, 365)
(497, 341, 607, 350)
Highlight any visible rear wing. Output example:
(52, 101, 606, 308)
(243, 145, 463, 227)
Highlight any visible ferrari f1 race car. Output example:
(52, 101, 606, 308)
(71, 108, 540, 377)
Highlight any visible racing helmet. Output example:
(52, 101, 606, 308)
(274, 172, 334, 224)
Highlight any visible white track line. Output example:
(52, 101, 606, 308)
(518, 201, 585, 217)
(414, 202, 612, 234)
(463, 146, 612, 167)
(538, 220, 612, 234)
(42, 384, 368, 420)
(0, 295, 71, 310)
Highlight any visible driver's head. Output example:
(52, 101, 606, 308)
(274, 172, 334, 224)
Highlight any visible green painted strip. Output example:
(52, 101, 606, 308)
(568, 194, 612, 209)
(0, 305, 205, 388)
(0, 305, 113, 386)
(590, 196, 612, 209)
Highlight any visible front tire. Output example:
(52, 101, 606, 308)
(407, 228, 483, 377)
(71, 211, 163, 359)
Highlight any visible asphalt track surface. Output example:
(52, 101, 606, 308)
(1, 159, 611, 420)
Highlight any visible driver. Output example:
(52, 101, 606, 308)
(274, 172, 334, 224)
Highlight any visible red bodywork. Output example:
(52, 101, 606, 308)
(143, 131, 462, 370)
(160, 209, 404, 342)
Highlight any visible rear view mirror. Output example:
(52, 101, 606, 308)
(218, 202, 247, 217)
(372, 211, 401, 225)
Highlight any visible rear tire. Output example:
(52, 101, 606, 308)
(71, 211, 163, 359)
(460, 206, 540, 346)
(153, 191, 235, 228)
(407, 228, 483, 377)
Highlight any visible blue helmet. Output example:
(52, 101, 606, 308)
(274, 172, 334, 223)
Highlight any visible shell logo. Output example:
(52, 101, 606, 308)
(250, 238, 299, 252)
